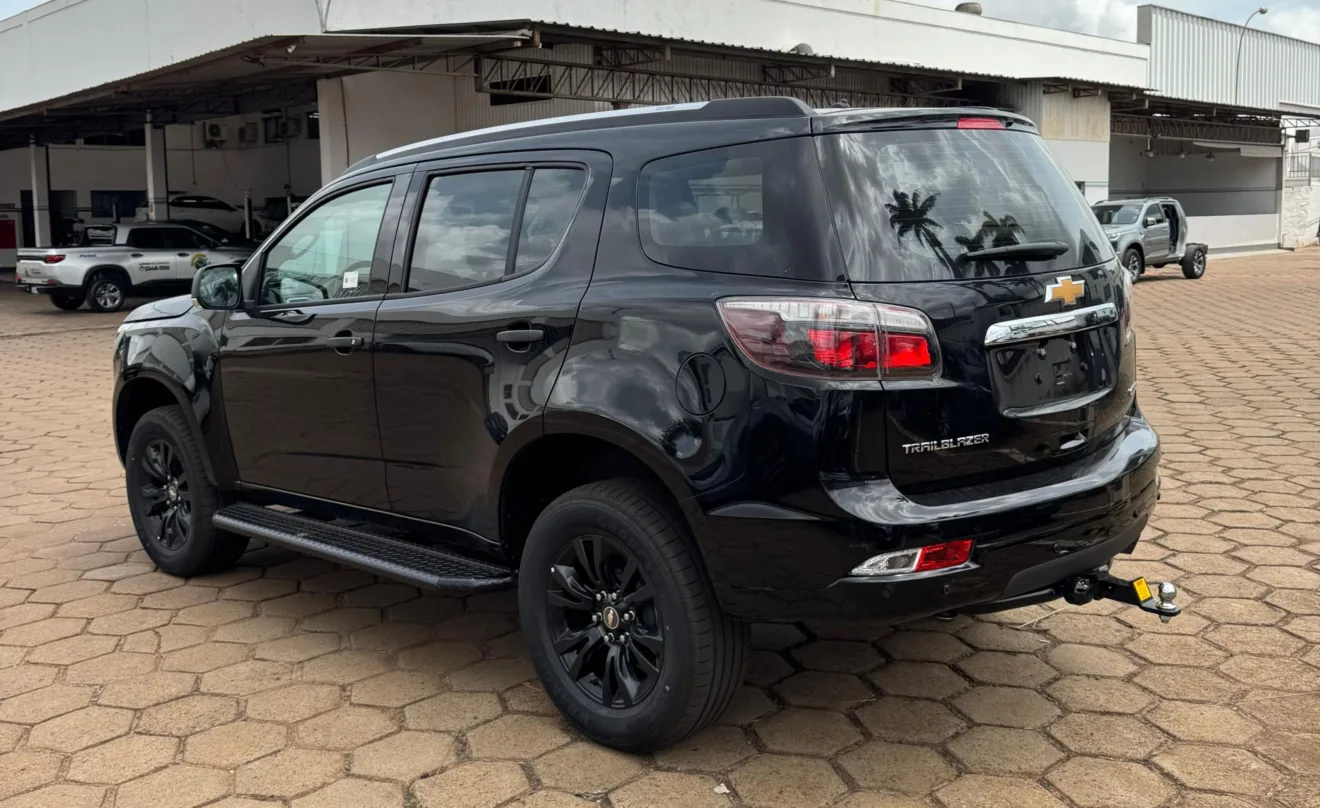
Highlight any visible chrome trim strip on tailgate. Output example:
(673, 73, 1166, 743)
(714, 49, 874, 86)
(984, 303, 1118, 347)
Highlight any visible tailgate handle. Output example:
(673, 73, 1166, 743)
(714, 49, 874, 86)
(985, 303, 1118, 347)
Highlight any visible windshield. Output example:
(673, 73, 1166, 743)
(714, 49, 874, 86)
(816, 128, 1112, 282)
(1092, 204, 1141, 225)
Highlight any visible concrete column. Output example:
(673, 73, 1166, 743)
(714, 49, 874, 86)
(28, 136, 49, 247)
(317, 78, 350, 184)
(145, 113, 169, 220)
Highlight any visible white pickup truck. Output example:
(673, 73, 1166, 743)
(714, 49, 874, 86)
(15, 222, 254, 312)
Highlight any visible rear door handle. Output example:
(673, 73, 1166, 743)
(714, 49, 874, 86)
(496, 329, 545, 344)
(326, 335, 365, 351)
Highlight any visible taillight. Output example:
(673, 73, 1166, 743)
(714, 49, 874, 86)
(850, 539, 974, 577)
(43, 254, 65, 264)
(717, 297, 940, 380)
(957, 117, 1006, 130)
(1117, 262, 1134, 344)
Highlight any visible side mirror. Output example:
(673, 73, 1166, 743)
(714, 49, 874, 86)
(1144, 216, 1159, 227)
(192, 263, 243, 310)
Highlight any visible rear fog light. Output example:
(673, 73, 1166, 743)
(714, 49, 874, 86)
(850, 540, 974, 577)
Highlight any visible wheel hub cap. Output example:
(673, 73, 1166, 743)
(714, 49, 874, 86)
(601, 606, 620, 630)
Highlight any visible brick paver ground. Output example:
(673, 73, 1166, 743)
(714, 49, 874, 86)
(2, 253, 1319, 808)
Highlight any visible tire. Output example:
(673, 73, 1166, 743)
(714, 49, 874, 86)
(519, 479, 748, 753)
(125, 406, 247, 577)
(1181, 246, 1207, 279)
(1121, 247, 1143, 283)
(86, 271, 128, 313)
(49, 292, 85, 311)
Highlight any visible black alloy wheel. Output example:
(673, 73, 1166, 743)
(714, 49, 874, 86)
(137, 438, 194, 551)
(546, 534, 664, 708)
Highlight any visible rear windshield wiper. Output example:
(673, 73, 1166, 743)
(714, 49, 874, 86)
(959, 241, 1069, 262)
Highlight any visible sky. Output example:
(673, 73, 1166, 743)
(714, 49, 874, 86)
(0, 0, 1318, 43)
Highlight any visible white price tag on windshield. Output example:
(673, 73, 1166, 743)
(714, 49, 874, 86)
(343, 270, 359, 289)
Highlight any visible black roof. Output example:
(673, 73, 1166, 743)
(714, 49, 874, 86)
(344, 97, 1036, 177)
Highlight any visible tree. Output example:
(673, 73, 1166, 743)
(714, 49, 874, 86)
(954, 211, 1029, 277)
(884, 190, 958, 274)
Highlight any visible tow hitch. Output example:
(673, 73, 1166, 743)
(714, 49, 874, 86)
(1063, 568, 1181, 622)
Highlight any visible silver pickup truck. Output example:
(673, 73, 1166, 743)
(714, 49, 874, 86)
(15, 222, 254, 312)
(1092, 197, 1208, 283)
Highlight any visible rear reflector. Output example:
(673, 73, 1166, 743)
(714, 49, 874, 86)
(717, 297, 940, 380)
(851, 539, 974, 577)
(957, 117, 1006, 130)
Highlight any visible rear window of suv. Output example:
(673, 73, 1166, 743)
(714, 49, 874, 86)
(816, 128, 1112, 282)
(637, 138, 843, 281)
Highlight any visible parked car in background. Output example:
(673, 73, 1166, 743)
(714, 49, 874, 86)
(15, 222, 255, 312)
(1092, 197, 1207, 282)
(135, 194, 275, 237)
(163, 219, 262, 248)
(111, 98, 1177, 753)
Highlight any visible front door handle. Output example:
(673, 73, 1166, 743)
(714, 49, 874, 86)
(496, 329, 545, 344)
(177, 252, 190, 257)
(327, 334, 365, 353)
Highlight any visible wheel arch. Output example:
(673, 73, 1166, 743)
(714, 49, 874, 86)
(498, 414, 698, 563)
(84, 264, 131, 290)
(115, 372, 217, 486)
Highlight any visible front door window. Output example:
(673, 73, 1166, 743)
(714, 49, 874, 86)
(260, 183, 392, 304)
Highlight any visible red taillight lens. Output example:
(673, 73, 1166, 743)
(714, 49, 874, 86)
(958, 117, 1006, 129)
(914, 539, 974, 572)
(43, 254, 65, 264)
(717, 298, 940, 380)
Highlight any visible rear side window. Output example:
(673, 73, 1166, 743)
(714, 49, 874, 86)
(638, 138, 842, 280)
(126, 229, 166, 249)
(817, 129, 1112, 282)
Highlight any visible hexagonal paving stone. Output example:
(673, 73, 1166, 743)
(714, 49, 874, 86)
(1047, 758, 1175, 808)
(448, 657, 537, 692)
(731, 755, 846, 808)
(0, 784, 107, 808)
(184, 721, 288, 768)
(1247, 565, 1320, 589)
(97, 671, 197, 710)
(651, 726, 754, 773)
(211, 616, 296, 644)
(879, 630, 971, 663)
(1126, 634, 1228, 667)
(1134, 666, 1244, 703)
(292, 778, 403, 808)
(199, 659, 295, 695)
(1194, 598, 1286, 626)
(243, 683, 342, 723)
(1047, 713, 1165, 760)
(466, 714, 570, 760)
(936, 775, 1066, 808)
(533, 741, 648, 793)
(1253, 730, 1320, 774)
(946, 726, 1064, 775)
(1205, 625, 1305, 656)
(254, 633, 341, 663)
(0, 664, 57, 698)
(404, 691, 502, 732)
(0, 749, 63, 800)
(838, 741, 955, 795)
(139, 695, 240, 736)
(867, 661, 968, 700)
(1040, 614, 1134, 646)
(955, 651, 1057, 688)
(350, 670, 441, 707)
(790, 640, 882, 674)
(855, 697, 965, 744)
(1221, 655, 1320, 692)
(754, 707, 863, 755)
(0, 684, 93, 724)
(411, 761, 529, 808)
(957, 622, 1049, 653)
(611, 772, 729, 808)
(397, 640, 483, 674)
(1154, 745, 1282, 797)
(236, 748, 345, 799)
(745, 650, 794, 687)
(66, 734, 179, 784)
(162, 643, 250, 673)
(773, 671, 874, 710)
(1045, 644, 1138, 678)
(350, 730, 455, 780)
(25, 635, 117, 665)
(174, 600, 255, 627)
(27, 706, 132, 752)
(1180, 574, 1268, 600)
(65, 651, 158, 684)
(296, 705, 398, 750)
(1240, 692, 1320, 733)
(115, 763, 232, 808)
(1147, 701, 1262, 744)
(953, 686, 1059, 728)
(349, 622, 432, 653)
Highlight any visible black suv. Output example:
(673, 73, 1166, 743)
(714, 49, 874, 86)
(113, 98, 1175, 752)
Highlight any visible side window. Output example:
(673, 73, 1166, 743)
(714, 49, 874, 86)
(515, 168, 586, 272)
(643, 155, 764, 248)
(1146, 206, 1165, 225)
(158, 228, 203, 250)
(406, 171, 523, 293)
(260, 182, 392, 305)
(126, 229, 166, 249)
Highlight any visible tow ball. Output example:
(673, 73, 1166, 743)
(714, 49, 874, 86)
(1062, 568, 1181, 622)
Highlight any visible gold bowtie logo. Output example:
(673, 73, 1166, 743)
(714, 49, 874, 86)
(1045, 276, 1085, 306)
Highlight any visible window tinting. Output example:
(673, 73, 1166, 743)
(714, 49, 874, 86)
(1093, 204, 1140, 226)
(817, 129, 1112, 282)
(126, 229, 167, 249)
(515, 168, 586, 272)
(160, 228, 211, 250)
(638, 139, 840, 280)
(260, 182, 391, 305)
(407, 171, 523, 293)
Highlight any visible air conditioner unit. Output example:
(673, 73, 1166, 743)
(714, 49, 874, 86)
(200, 121, 228, 149)
(237, 122, 259, 143)
(277, 117, 301, 139)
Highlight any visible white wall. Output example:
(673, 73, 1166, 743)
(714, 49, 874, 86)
(1282, 184, 1320, 249)
(1185, 215, 1279, 250)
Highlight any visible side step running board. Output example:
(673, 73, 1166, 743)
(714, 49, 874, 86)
(213, 503, 514, 593)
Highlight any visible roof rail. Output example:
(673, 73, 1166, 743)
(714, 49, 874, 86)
(695, 97, 815, 120)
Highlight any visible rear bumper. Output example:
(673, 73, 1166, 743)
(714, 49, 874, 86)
(697, 412, 1160, 622)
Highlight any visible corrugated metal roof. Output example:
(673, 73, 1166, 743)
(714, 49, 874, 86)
(1139, 4, 1320, 111)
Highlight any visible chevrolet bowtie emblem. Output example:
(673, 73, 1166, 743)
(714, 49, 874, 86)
(1045, 276, 1085, 306)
